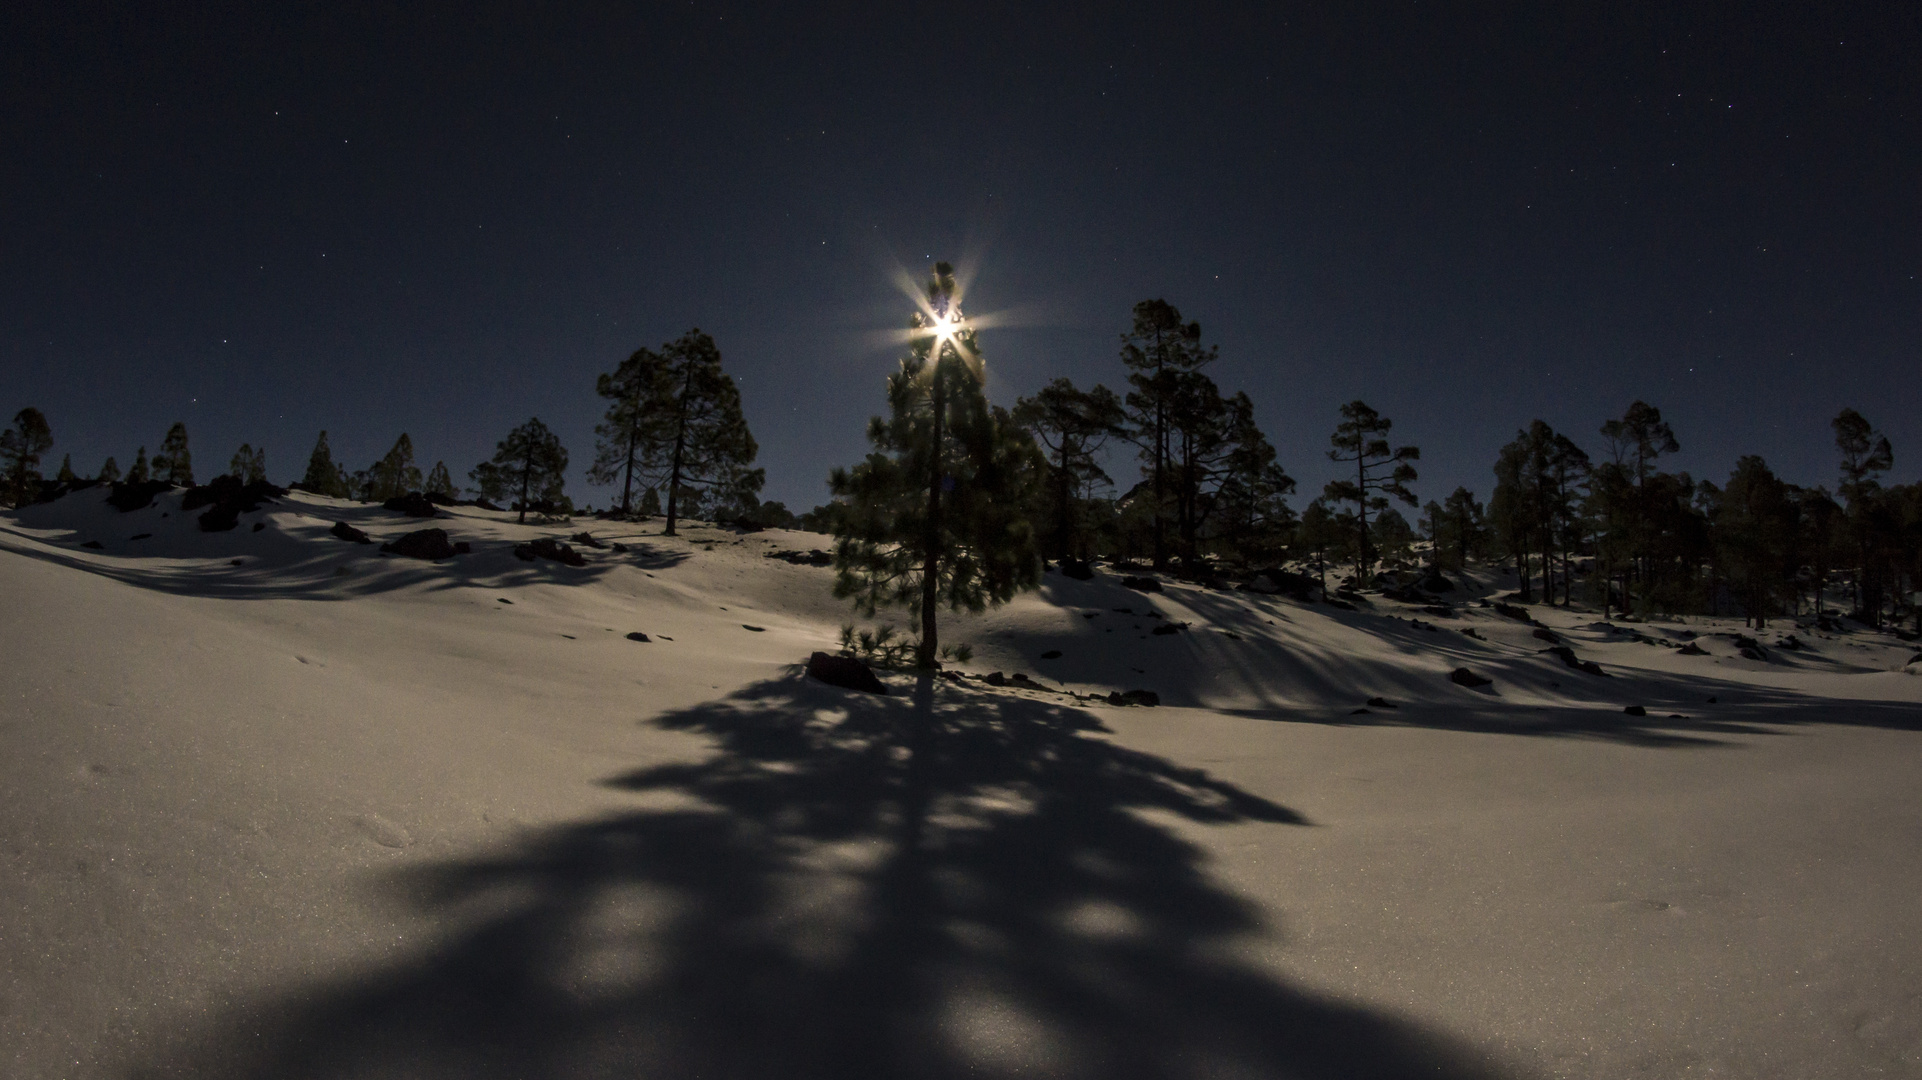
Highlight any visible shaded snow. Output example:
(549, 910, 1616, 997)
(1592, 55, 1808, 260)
(5, 487, 1922, 1078)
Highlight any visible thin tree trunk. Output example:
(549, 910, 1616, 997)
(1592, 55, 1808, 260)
(517, 445, 531, 524)
(619, 419, 638, 517)
(664, 362, 695, 537)
(919, 366, 945, 669)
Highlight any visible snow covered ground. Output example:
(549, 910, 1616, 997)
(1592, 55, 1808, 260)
(5, 486, 1922, 1078)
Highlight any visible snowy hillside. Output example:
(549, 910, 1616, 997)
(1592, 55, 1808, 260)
(6, 485, 1922, 1078)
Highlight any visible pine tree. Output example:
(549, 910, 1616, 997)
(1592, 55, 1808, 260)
(55, 454, 76, 483)
(229, 444, 267, 483)
(1011, 377, 1125, 561)
(471, 417, 568, 523)
(1120, 300, 1216, 569)
(1597, 400, 1680, 611)
(638, 486, 662, 518)
(425, 460, 456, 499)
(1209, 393, 1296, 565)
(656, 331, 760, 535)
(588, 345, 672, 517)
(1323, 400, 1418, 584)
(368, 434, 422, 501)
(301, 431, 350, 497)
(128, 447, 150, 484)
(830, 262, 1043, 669)
(0, 407, 54, 506)
(1440, 487, 1486, 570)
(1295, 498, 1344, 594)
(1833, 407, 1895, 623)
(1709, 456, 1800, 629)
(154, 422, 193, 486)
(98, 456, 121, 483)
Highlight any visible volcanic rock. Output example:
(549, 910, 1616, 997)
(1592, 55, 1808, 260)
(330, 521, 373, 544)
(1450, 667, 1492, 688)
(380, 528, 458, 560)
(382, 492, 440, 518)
(805, 651, 888, 694)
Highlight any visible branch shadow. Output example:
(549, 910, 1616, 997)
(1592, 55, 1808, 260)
(130, 674, 1533, 1080)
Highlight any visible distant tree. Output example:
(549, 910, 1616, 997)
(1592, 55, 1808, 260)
(797, 500, 841, 534)
(300, 431, 350, 497)
(229, 443, 267, 483)
(153, 422, 193, 486)
(1708, 455, 1800, 628)
(749, 500, 797, 529)
(1597, 400, 1680, 611)
(1370, 507, 1416, 568)
(1489, 437, 1535, 597)
(1430, 488, 1484, 573)
(425, 460, 457, 499)
(1120, 299, 1215, 569)
(1012, 377, 1126, 560)
(0, 407, 54, 506)
(1420, 501, 1445, 569)
(55, 454, 76, 483)
(368, 434, 422, 501)
(638, 486, 662, 518)
(1323, 400, 1418, 583)
(1833, 407, 1895, 624)
(127, 447, 150, 484)
(831, 262, 1043, 669)
(1208, 393, 1296, 565)
(588, 345, 670, 517)
(1295, 498, 1344, 594)
(98, 456, 121, 483)
(471, 417, 568, 523)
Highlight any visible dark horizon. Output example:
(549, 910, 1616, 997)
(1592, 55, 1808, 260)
(5, 4, 1918, 512)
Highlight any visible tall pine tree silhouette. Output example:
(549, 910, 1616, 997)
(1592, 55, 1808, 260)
(588, 345, 669, 518)
(472, 418, 568, 523)
(1120, 300, 1214, 569)
(1011, 377, 1125, 561)
(831, 262, 1042, 669)
(98, 456, 120, 484)
(301, 431, 350, 497)
(425, 461, 456, 499)
(0, 407, 54, 506)
(368, 434, 422, 500)
(1323, 400, 1418, 584)
(154, 422, 193, 486)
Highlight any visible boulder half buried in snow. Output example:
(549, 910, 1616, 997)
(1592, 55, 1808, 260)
(380, 528, 459, 560)
(1450, 667, 1492, 688)
(805, 652, 887, 695)
(514, 538, 586, 566)
(381, 492, 440, 518)
(330, 521, 373, 544)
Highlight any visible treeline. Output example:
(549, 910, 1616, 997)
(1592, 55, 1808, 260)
(5, 278, 1918, 634)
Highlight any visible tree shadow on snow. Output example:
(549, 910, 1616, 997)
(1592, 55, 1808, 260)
(130, 674, 1532, 1080)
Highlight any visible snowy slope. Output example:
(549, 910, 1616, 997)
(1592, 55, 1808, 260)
(5, 486, 1922, 1078)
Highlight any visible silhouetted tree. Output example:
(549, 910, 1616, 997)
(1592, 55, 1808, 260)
(0, 407, 54, 506)
(597, 330, 761, 535)
(425, 461, 457, 499)
(229, 444, 267, 483)
(1323, 400, 1418, 583)
(588, 345, 669, 518)
(1295, 498, 1344, 594)
(1439, 487, 1486, 570)
(127, 447, 150, 484)
(1596, 400, 1679, 611)
(153, 422, 193, 486)
(1012, 377, 1125, 561)
(98, 456, 120, 483)
(1833, 407, 1894, 623)
(55, 454, 76, 483)
(638, 486, 662, 518)
(831, 262, 1043, 669)
(472, 417, 568, 524)
(301, 431, 350, 497)
(1708, 456, 1800, 628)
(1370, 507, 1416, 568)
(1208, 393, 1296, 565)
(368, 434, 422, 501)
(1120, 299, 1214, 569)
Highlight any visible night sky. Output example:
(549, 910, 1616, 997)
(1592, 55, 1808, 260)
(4, 4, 1918, 513)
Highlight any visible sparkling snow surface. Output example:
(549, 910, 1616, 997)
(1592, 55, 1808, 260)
(5, 488, 1922, 1079)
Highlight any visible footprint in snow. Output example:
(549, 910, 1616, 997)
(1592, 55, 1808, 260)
(351, 814, 412, 849)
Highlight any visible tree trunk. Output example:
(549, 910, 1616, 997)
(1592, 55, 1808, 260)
(663, 362, 695, 537)
(517, 445, 532, 524)
(619, 419, 638, 517)
(918, 366, 946, 669)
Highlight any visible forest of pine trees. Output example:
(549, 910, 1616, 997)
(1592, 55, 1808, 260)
(6, 277, 1922, 634)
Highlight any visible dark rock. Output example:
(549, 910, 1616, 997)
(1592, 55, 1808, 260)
(1120, 576, 1163, 593)
(1676, 642, 1708, 655)
(472, 498, 504, 512)
(1543, 645, 1608, 676)
(1739, 647, 1767, 661)
(1909, 651, 1922, 666)
(1461, 627, 1482, 639)
(742, 624, 766, 632)
(1106, 689, 1160, 707)
(1366, 696, 1397, 708)
(129, 533, 151, 540)
(1731, 634, 1762, 650)
(1422, 605, 1455, 618)
(767, 549, 833, 566)
(1532, 628, 1561, 644)
(1776, 635, 1803, 650)
(514, 538, 587, 566)
(453, 541, 470, 554)
(1322, 597, 1356, 611)
(984, 672, 1007, 686)
(252, 522, 266, 532)
(81, 540, 104, 549)
(1493, 602, 1535, 623)
(185, 476, 288, 532)
(1151, 623, 1181, 636)
(1246, 568, 1314, 600)
(1419, 572, 1455, 593)
(1010, 673, 1038, 685)
(1707, 696, 1717, 704)
(107, 479, 174, 512)
(1058, 558, 1095, 580)
(570, 532, 608, 549)
(1623, 705, 1647, 716)
(380, 528, 458, 560)
(805, 651, 888, 695)
(497, 598, 512, 604)
(330, 520, 374, 544)
(1449, 667, 1492, 688)
(423, 490, 459, 506)
(626, 632, 651, 642)
(381, 492, 439, 518)
(1112, 607, 1134, 615)
(1040, 650, 1062, 659)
